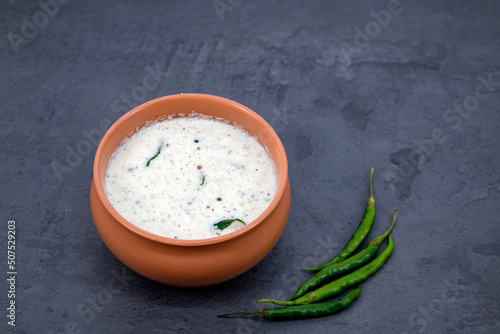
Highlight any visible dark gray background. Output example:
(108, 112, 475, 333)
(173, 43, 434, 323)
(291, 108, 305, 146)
(1, 0, 499, 333)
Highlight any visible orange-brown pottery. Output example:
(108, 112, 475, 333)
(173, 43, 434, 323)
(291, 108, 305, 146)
(90, 94, 290, 287)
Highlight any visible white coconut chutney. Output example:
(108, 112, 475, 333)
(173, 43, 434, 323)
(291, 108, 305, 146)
(105, 114, 277, 240)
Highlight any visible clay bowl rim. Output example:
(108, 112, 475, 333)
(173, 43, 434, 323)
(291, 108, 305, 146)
(93, 93, 289, 247)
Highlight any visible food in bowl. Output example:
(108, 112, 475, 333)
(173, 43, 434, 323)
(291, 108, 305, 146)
(104, 114, 277, 240)
(91, 93, 291, 287)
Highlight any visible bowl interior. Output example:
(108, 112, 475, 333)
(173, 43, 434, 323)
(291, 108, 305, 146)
(94, 94, 288, 244)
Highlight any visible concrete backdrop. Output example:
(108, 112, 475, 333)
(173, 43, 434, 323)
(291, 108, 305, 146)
(1, 0, 499, 333)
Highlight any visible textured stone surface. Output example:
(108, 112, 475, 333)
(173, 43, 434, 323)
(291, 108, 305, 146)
(1, 0, 499, 333)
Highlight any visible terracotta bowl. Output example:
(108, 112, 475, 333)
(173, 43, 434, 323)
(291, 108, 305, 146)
(90, 93, 290, 287)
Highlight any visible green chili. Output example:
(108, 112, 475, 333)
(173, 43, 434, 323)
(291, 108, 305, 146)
(218, 285, 361, 320)
(258, 235, 394, 306)
(200, 174, 205, 186)
(146, 143, 163, 167)
(290, 209, 396, 300)
(214, 219, 246, 231)
(304, 167, 376, 271)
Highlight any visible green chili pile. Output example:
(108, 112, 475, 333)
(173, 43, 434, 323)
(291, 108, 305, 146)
(218, 167, 398, 321)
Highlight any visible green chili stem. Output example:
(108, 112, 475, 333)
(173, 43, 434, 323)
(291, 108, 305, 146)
(217, 310, 266, 318)
(368, 166, 375, 206)
(368, 208, 396, 247)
